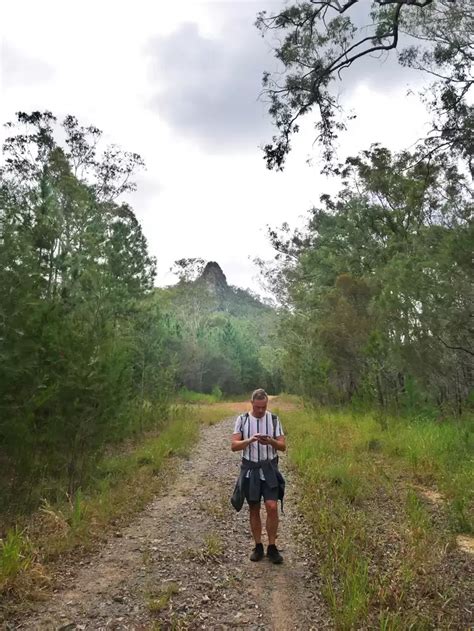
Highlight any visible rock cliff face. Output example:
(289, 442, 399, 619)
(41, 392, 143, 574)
(199, 261, 228, 295)
(191, 260, 267, 317)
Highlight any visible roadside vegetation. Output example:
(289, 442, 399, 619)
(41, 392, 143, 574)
(2, 14, 473, 620)
(1, 394, 472, 630)
(278, 404, 473, 629)
(0, 406, 195, 601)
(0, 397, 241, 612)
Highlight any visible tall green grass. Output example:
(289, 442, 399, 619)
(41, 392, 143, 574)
(281, 407, 473, 629)
(71, 406, 199, 533)
(281, 409, 376, 628)
(176, 387, 223, 404)
(280, 407, 473, 532)
(0, 529, 33, 588)
(381, 416, 473, 533)
(0, 405, 199, 595)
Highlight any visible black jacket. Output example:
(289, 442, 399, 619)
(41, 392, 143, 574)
(231, 457, 285, 512)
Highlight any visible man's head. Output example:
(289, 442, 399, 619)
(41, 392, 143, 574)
(251, 388, 268, 418)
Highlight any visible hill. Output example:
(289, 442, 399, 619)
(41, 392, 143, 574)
(155, 262, 283, 395)
(161, 261, 272, 317)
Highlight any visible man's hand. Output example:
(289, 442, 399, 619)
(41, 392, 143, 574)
(231, 432, 286, 452)
(257, 433, 286, 452)
(231, 432, 259, 451)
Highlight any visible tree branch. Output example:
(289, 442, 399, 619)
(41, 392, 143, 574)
(437, 336, 474, 357)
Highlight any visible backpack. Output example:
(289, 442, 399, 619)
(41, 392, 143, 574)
(240, 412, 278, 438)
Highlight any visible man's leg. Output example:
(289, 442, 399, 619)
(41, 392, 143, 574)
(249, 503, 262, 543)
(248, 503, 264, 561)
(264, 495, 283, 563)
(244, 477, 264, 561)
(264, 500, 278, 545)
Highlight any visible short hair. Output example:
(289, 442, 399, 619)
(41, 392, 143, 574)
(251, 388, 268, 402)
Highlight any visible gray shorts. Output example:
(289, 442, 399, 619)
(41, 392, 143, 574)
(243, 477, 279, 504)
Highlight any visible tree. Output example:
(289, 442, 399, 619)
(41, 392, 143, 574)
(170, 258, 206, 283)
(256, 0, 473, 172)
(157, 265, 284, 395)
(265, 146, 472, 411)
(0, 112, 170, 508)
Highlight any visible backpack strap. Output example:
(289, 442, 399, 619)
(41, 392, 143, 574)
(241, 412, 278, 437)
(240, 412, 249, 438)
(271, 413, 278, 438)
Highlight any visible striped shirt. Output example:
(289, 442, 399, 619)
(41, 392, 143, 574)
(233, 411, 284, 480)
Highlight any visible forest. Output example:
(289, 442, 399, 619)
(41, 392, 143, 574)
(1, 0, 472, 528)
(0, 0, 472, 627)
(1, 120, 471, 516)
(0, 111, 285, 511)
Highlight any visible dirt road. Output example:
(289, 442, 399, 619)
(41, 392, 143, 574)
(12, 415, 330, 630)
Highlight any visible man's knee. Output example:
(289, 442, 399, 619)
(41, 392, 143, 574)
(264, 500, 278, 514)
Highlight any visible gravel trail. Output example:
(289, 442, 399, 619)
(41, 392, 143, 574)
(11, 415, 330, 630)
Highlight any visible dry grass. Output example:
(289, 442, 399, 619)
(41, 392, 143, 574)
(192, 393, 302, 426)
(0, 408, 199, 614)
(285, 406, 473, 629)
(147, 581, 179, 613)
(3, 395, 471, 629)
(191, 403, 244, 426)
(183, 532, 224, 564)
(198, 493, 230, 520)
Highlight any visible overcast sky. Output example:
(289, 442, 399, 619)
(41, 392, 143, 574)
(0, 0, 430, 293)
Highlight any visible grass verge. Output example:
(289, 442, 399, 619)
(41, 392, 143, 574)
(0, 404, 199, 611)
(280, 406, 473, 630)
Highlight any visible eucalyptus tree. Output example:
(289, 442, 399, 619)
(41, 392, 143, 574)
(267, 146, 472, 410)
(257, 0, 473, 173)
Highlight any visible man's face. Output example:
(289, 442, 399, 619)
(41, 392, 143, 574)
(252, 397, 268, 418)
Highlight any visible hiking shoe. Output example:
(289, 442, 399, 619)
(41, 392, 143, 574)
(250, 543, 264, 562)
(266, 544, 283, 564)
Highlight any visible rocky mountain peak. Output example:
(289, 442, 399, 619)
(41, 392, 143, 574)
(199, 261, 228, 291)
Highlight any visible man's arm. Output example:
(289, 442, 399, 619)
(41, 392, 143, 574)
(231, 432, 259, 452)
(259, 434, 286, 452)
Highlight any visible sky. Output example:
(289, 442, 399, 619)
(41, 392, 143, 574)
(0, 0, 431, 293)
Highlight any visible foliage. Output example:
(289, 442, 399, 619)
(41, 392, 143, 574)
(147, 582, 180, 614)
(263, 146, 473, 412)
(156, 261, 285, 395)
(0, 112, 174, 512)
(170, 258, 206, 283)
(283, 405, 473, 628)
(0, 529, 33, 586)
(0, 405, 198, 602)
(177, 388, 222, 404)
(0, 113, 285, 514)
(256, 0, 473, 172)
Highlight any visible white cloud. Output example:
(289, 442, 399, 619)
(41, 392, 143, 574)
(146, 16, 274, 150)
(1, 0, 431, 293)
(1, 43, 54, 88)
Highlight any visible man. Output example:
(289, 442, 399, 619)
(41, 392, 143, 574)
(231, 388, 286, 563)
